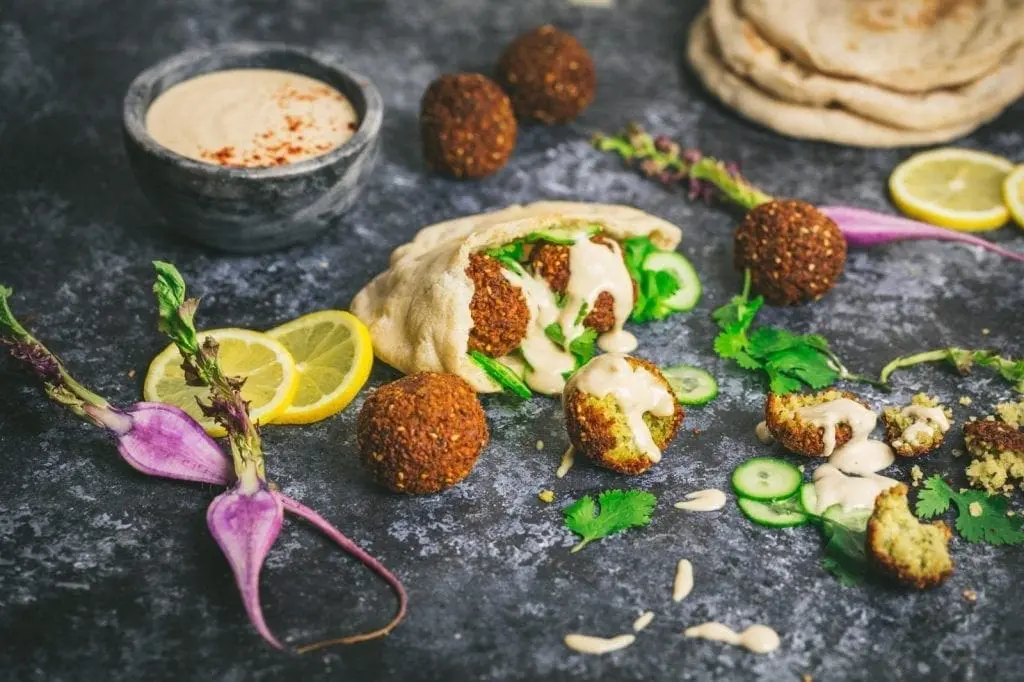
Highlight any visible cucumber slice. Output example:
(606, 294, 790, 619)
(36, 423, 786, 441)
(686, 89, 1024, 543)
(662, 365, 718, 406)
(798, 482, 819, 516)
(525, 224, 600, 245)
(737, 496, 809, 528)
(822, 504, 872, 532)
(468, 351, 532, 399)
(731, 457, 802, 501)
(642, 251, 702, 312)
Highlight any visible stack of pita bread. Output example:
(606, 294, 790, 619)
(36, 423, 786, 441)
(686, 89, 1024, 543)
(688, 0, 1024, 147)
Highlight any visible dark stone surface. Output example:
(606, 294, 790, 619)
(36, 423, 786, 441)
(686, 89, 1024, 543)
(0, 1, 1022, 680)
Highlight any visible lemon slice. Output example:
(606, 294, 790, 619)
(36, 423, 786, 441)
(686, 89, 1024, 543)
(265, 310, 373, 425)
(1003, 163, 1024, 229)
(889, 148, 1013, 232)
(144, 328, 299, 437)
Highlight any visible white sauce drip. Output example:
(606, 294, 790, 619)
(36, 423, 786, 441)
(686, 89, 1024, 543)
(673, 559, 694, 602)
(801, 399, 899, 514)
(755, 420, 774, 444)
(555, 445, 575, 479)
(684, 622, 780, 654)
(565, 354, 675, 463)
(900, 405, 952, 444)
(564, 633, 636, 654)
(674, 489, 727, 512)
(632, 611, 655, 632)
(502, 268, 576, 395)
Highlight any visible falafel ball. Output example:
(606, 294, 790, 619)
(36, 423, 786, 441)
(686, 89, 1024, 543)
(466, 252, 530, 357)
(528, 236, 636, 333)
(765, 389, 869, 458)
(358, 372, 489, 494)
(497, 25, 596, 124)
(881, 394, 952, 458)
(867, 484, 953, 589)
(420, 73, 517, 179)
(563, 355, 684, 475)
(964, 405, 1024, 495)
(734, 199, 847, 306)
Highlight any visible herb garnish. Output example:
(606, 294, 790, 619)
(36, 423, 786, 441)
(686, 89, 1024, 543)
(820, 519, 870, 587)
(484, 240, 527, 275)
(881, 348, 1024, 394)
(623, 236, 681, 323)
(916, 476, 1024, 545)
(711, 271, 874, 394)
(468, 351, 532, 399)
(563, 489, 657, 552)
(544, 324, 598, 370)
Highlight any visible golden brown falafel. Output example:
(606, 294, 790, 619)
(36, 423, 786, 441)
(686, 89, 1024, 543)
(497, 25, 596, 124)
(882, 394, 953, 458)
(734, 199, 847, 306)
(765, 389, 869, 458)
(964, 406, 1024, 495)
(563, 356, 683, 475)
(466, 253, 530, 358)
(357, 372, 489, 494)
(867, 484, 953, 589)
(528, 236, 636, 333)
(420, 73, 517, 179)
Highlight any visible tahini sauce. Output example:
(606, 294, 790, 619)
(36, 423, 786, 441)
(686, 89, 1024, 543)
(146, 69, 358, 167)
(674, 489, 727, 512)
(684, 622, 780, 654)
(564, 633, 636, 654)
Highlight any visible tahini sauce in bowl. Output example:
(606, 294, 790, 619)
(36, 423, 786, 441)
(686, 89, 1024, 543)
(145, 69, 359, 168)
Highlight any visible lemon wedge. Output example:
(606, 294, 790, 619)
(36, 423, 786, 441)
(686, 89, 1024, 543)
(1003, 163, 1024, 229)
(265, 310, 373, 425)
(889, 148, 1013, 232)
(144, 328, 299, 437)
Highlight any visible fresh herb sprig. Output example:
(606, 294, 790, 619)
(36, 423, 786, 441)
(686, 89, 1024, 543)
(544, 324, 598, 370)
(881, 348, 1024, 394)
(563, 489, 657, 552)
(623, 236, 682, 323)
(916, 475, 1024, 545)
(711, 271, 875, 394)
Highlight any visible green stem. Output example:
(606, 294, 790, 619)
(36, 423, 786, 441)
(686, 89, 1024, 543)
(879, 349, 954, 384)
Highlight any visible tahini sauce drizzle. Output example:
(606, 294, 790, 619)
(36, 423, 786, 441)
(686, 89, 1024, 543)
(673, 559, 694, 602)
(900, 405, 951, 444)
(564, 633, 636, 654)
(566, 353, 675, 462)
(684, 622, 780, 654)
(674, 489, 727, 512)
(555, 445, 576, 478)
(501, 267, 576, 394)
(632, 611, 655, 632)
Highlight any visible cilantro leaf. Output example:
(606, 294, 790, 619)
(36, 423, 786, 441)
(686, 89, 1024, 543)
(915, 475, 1024, 545)
(762, 345, 838, 389)
(568, 328, 598, 368)
(544, 323, 566, 347)
(623, 236, 685, 323)
(915, 476, 954, 518)
(766, 369, 803, 396)
(484, 241, 527, 275)
(820, 519, 869, 587)
(574, 303, 590, 327)
(713, 330, 748, 359)
(563, 489, 657, 552)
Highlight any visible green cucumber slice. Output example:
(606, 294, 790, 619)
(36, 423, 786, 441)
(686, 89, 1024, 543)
(468, 351, 532, 399)
(798, 482, 819, 516)
(737, 496, 809, 528)
(525, 224, 600, 245)
(731, 457, 802, 501)
(822, 504, 872, 532)
(642, 251, 702, 312)
(662, 365, 718, 406)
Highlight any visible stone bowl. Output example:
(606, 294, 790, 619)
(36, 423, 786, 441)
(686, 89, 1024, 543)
(123, 42, 382, 253)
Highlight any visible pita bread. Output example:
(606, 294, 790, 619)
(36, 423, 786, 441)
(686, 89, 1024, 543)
(739, 0, 1024, 93)
(350, 202, 682, 393)
(710, 0, 1024, 131)
(687, 12, 999, 148)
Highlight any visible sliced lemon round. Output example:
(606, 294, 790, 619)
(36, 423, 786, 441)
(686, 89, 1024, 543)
(144, 328, 299, 437)
(889, 148, 1013, 232)
(1003, 163, 1024, 229)
(265, 310, 373, 425)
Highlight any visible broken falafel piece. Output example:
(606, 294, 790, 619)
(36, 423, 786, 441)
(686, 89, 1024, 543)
(563, 356, 683, 475)
(765, 389, 869, 458)
(496, 25, 596, 124)
(528, 235, 636, 333)
(420, 73, 517, 179)
(867, 484, 953, 589)
(357, 372, 489, 494)
(882, 393, 953, 458)
(734, 199, 847, 306)
(466, 252, 530, 358)
(964, 402, 1024, 495)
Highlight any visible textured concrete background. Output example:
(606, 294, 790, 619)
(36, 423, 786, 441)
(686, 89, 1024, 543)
(1, 1, 1022, 680)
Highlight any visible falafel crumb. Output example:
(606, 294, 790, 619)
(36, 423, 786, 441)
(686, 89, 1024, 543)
(953, 449, 965, 458)
(127, 369, 136, 379)
(982, 328, 991, 335)
(968, 501, 984, 517)
(963, 588, 979, 603)
(911, 465, 924, 487)
(802, 675, 814, 682)
(536, 440, 545, 451)
(959, 396, 973, 406)
(538, 489, 555, 503)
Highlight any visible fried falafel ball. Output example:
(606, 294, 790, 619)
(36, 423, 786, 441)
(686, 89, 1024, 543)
(466, 253, 530, 357)
(881, 393, 953, 458)
(497, 25, 596, 124)
(528, 235, 636, 333)
(420, 73, 517, 179)
(563, 356, 684, 475)
(734, 199, 847, 306)
(867, 484, 953, 589)
(358, 373, 489, 494)
(765, 389, 869, 458)
(964, 401, 1024, 495)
